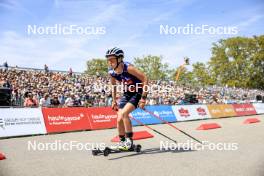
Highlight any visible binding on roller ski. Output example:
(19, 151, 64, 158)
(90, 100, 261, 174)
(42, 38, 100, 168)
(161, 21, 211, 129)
(92, 144, 142, 157)
(92, 47, 202, 157)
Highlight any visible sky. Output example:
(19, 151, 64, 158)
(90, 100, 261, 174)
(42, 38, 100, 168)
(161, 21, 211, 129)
(0, 0, 263, 72)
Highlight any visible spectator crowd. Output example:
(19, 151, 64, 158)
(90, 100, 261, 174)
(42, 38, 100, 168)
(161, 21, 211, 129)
(0, 65, 263, 108)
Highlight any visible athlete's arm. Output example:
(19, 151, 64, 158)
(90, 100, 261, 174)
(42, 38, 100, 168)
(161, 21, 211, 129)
(110, 76, 117, 101)
(127, 65, 149, 97)
(110, 74, 118, 110)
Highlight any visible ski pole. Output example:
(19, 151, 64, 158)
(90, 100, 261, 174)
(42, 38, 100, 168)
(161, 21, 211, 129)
(142, 108, 203, 144)
(129, 114, 178, 144)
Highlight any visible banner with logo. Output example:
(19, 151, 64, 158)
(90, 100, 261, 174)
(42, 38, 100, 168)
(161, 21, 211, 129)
(207, 104, 227, 118)
(42, 107, 91, 133)
(220, 104, 237, 117)
(172, 105, 211, 121)
(86, 107, 118, 130)
(232, 104, 257, 116)
(253, 103, 264, 114)
(131, 105, 176, 126)
(0, 108, 46, 138)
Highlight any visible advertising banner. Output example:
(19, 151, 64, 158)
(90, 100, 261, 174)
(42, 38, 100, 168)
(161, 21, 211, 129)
(232, 104, 256, 116)
(0, 108, 46, 138)
(42, 107, 91, 133)
(207, 104, 227, 118)
(86, 107, 118, 130)
(172, 105, 211, 121)
(131, 105, 176, 126)
(253, 103, 264, 114)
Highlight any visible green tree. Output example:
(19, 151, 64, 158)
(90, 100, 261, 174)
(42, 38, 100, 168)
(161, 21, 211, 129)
(208, 35, 264, 89)
(85, 58, 108, 76)
(133, 55, 170, 80)
(192, 62, 215, 85)
(248, 35, 264, 89)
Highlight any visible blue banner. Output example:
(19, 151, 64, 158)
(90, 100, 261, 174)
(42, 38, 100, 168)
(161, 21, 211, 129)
(130, 105, 177, 126)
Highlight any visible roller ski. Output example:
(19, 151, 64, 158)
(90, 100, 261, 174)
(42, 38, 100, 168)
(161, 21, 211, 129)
(92, 138, 142, 157)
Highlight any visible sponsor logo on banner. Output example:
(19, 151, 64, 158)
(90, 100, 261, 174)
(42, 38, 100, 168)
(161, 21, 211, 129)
(131, 105, 176, 125)
(172, 105, 211, 121)
(87, 107, 118, 130)
(243, 104, 257, 115)
(221, 104, 236, 117)
(196, 107, 207, 116)
(0, 118, 4, 129)
(207, 105, 226, 118)
(153, 110, 174, 117)
(42, 108, 91, 133)
(90, 114, 116, 123)
(0, 108, 47, 138)
(232, 104, 257, 116)
(132, 111, 152, 119)
(131, 109, 154, 126)
(47, 113, 85, 125)
(178, 108, 190, 117)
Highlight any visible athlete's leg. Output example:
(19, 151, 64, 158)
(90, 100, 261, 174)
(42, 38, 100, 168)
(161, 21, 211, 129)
(118, 102, 135, 133)
(117, 93, 141, 150)
(117, 108, 125, 140)
(117, 94, 129, 142)
(117, 103, 135, 150)
(120, 92, 142, 136)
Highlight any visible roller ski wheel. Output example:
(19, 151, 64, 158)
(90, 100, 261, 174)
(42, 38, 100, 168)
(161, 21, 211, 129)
(135, 144, 142, 153)
(92, 149, 99, 156)
(103, 147, 111, 157)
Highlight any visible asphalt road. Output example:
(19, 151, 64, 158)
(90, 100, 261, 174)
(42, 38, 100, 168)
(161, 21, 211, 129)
(0, 115, 264, 176)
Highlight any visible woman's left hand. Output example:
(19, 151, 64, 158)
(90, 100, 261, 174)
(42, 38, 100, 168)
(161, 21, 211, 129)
(138, 99, 146, 109)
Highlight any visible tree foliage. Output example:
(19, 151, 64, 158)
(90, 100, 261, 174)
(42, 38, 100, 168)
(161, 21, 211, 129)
(208, 35, 264, 89)
(133, 55, 170, 80)
(85, 58, 108, 76)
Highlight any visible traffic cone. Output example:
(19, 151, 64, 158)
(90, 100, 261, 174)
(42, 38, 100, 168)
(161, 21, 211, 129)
(196, 123, 221, 130)
(0, 152, 6, 160)
(243, 118, 260, 124)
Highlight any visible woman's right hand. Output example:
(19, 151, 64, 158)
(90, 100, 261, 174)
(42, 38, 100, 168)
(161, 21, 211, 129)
(111, 101, 118, 111)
